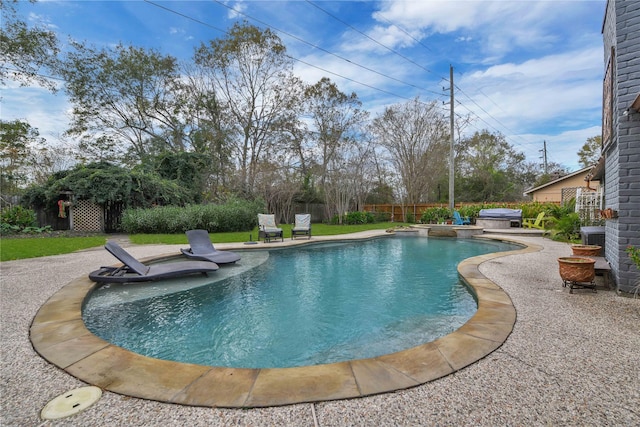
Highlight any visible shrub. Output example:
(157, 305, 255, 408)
(0, 206, 37, 232)
(344, 211, 374, 225)
(458, 205, 480, 220)
(550, 212, 581, 241)
(0, 223, 20, 234)
(371, 211, 391, 222)
(20, 225, 53, 234)
(547, 199, 575, 219)
(329, 211, 384, 225)
(121, 199, 263, 234)
(420, 207, 450, 223)
(626, 246, 640, 297)
(627, 246, 640, 270)
(519, 202, 549, 220)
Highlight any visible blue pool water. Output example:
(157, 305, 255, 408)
(83, 237, 517, 368)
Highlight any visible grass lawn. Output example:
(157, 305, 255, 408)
(0, 236, 107, 262)
(1, 222, 404, 261)
(130, 222, 401, 244)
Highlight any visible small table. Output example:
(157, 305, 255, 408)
(592, 256, 612, 289)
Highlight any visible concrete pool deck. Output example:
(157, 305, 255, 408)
(2, 233, 639, 425)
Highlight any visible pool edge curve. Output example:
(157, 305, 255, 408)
(29, 234, 541, 408)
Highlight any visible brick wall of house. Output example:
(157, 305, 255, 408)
(603, 0, 640, 293)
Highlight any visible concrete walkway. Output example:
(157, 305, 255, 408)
(1, 235, 639, 426)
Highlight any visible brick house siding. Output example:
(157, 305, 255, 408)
(601, 0, 640, 293)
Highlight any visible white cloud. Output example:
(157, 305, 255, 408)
(340, 24, 421, 54)
(448, 45, 603, 170)
(226, 1, 247, 19)
(2, 83, 70, 143)
(459, 47, 602, 129)
(372, 1, 598, 58)
(5, 0, 605, 174)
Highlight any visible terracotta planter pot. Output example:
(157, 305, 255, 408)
(558, 256, 596, 283)
(571, 245, 602, 257)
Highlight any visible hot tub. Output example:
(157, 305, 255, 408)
(476, 208, 522, 229)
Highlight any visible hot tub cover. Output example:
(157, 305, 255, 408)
(478, 208, 522, 220)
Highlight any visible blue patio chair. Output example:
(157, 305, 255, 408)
(453, 211, 471, 225)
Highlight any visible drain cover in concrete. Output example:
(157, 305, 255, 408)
(41, 386, 102, 420)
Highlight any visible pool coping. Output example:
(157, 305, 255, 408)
(29, 233, 541, 408)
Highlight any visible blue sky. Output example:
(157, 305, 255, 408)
(3, 0, 606, 172)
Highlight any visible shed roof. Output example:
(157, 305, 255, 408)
(523, 166, 595, 195)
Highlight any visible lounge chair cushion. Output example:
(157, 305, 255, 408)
(292, 214, 311, 239)
(258, 214, 283, 242)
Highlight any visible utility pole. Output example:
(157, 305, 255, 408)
(449, 65, 455, 211)
(540, 140, 548, 174)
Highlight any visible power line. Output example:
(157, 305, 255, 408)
(144, 0, 228, 35)
(290, 56, 416, 102)
(452, 68, 538, 149)
(145, 0, 437, 103)
(303, 0, 537, 146)
(453, 86, 539, 153)
(453, 100, 540, 159)
(150, 0, 536, 154)
(305, 0, 435, 76)
(0, 65, 66, 82)
(212, 0, 445, 98)
(373, 13, 434, 53)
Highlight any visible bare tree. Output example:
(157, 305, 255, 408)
(181, 62, 235, 200)
(323, 166, 353, 224)
(254, 155, 301, 223)
(301, 78, 369, 186)
(297, 77, 370, 219)
(348, 137, 377, 211)
(194, 22, 302, 196)
(27, 139, 77, 185)
(320, 133, 375, 223)
(371, 97, 449, 205)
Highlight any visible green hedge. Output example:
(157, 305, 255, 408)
(121, 199, 263, 234)
(420, 202, 565, 225)
(329, 211, 384, 225)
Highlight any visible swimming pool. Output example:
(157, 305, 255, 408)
(83, 236, 518, 369)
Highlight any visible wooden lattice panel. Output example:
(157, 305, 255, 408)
(561, 187, 578, 204)
(72, 200, 103, 232)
